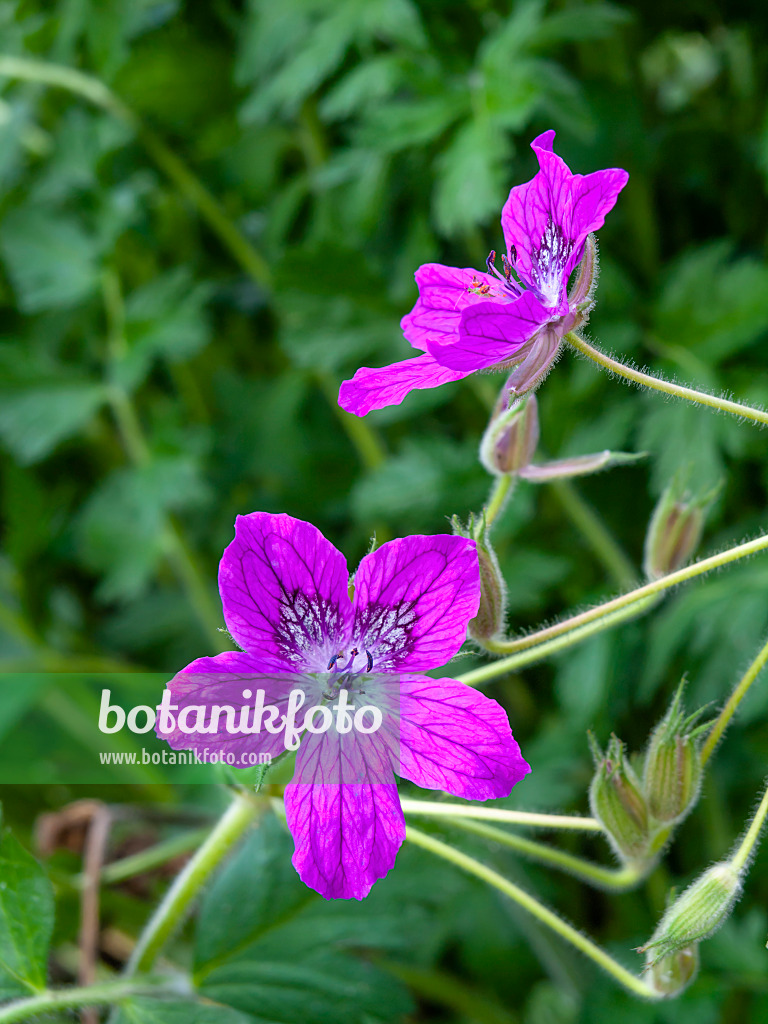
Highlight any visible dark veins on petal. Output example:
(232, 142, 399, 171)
(356, 600, 419, 667)
(276, 588, 347, 666)
(530, 218, 575, 306)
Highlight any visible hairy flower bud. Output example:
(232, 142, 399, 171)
(641, 862, 741, 967)
(643, 684, 705, 825)
(567, 232, 599, 320)
(479, 395, 539, 476)
(646, 944, 699, 998)
(589, 733, 650, 863)
(451, 515, 507, 643)
(644, 476, 718, 580)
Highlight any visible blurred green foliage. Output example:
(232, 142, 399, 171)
(2, 0, 768, 1021)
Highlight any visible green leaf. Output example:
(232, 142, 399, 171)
(654, 242, 768, 362)
(0, 830, 54, 997)
(77, 456, 208, 601)
(0, 207, 101, 312)
(433, 118, 512, 236)
(194, 816, 413, 1024)
(116, 269, 213, 390)
(0, 381, 108, 465)
(114, 997, 253, 1024)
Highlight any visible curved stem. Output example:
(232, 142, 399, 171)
(471, 534, 768, 660)
(444, 818, 645, 891)
(702, 634, 768, 765)
(465, 594, 658, 685)
(400, 797, 602, 832)
(405, 826, 660, 1000)
(0, 978, 173, 1024)
(731, 779, 768, 873)
(566, 332, 768, 428)
(484, 475, 514, 529)
(124, 791, 262, 977)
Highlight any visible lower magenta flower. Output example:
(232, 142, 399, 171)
(338, 130, 628, 416)
(156, 512, 530, 899)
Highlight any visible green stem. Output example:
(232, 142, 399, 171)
(399, 797, 602, 832)
(77, 828, 211, 887)
(566, 332, 768, 429)
(549, 479, 636, 590)
(405, 826, 660, 1000)
(702, 634, 768, 765)
(731, 780, 768, 873)
(466, 594, 658, 684)
(484, 475, 515, 529)
(124, 791, 262, 976)
(0, 978, 173, 1024)
(444, 818, 645, 891)
(469, 534, 768, 660)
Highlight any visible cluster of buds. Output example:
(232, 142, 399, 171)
(644, 475, 720, 580)
(588, 685, 708, 867)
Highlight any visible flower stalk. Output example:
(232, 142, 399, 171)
(406, 826, 661, 1000)
(124, 790, 263, 977)
(566, 332, 768, 429)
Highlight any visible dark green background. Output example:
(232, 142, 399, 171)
(2, 0, 768, 1021)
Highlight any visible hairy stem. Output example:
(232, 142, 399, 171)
(445, 818, 645, 891)
(471, 534, 768, 661)
(465, 594, 658, 684)
(405, 826, 660, 1000)
(566, 332, 768, 428)
(730, 779, 768, 874)
(0, 979, 174, 1024)
(399, 797, 602, 832)
(76, 828, 212, 888)
(484, 474, 515, 529)
(124, 791, 262, 977)
(702, 634, 768, 765)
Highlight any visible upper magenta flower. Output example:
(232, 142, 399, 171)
(338, 131, 628, 416)
(157, 512, 530, 900)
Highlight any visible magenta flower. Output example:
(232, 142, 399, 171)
(338, 131, 628, 416)
(157, 512, 530, 899)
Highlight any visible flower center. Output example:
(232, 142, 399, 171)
(530, 220, 573, 308)
(327, 647, 374, 674)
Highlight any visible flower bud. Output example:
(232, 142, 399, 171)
(466, 525, 507, 643)
(644, 476, 718, 580)
(567, 233, 599, 318)
(589, 733, 650, 863)
(641, 862, 741, 967)
(479, 395, 539, 476)
(643, 684, 705, 825)
(646, 944, 699, 998)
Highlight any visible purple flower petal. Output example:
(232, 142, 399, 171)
(401, 263, 498, 351)
(219, 513, 352, 671)
(428, 290, 552, 372)
(501, 131, 628, 308)
(352, 534, 480, 672)
(285, 730, 405, 900)
(396, 675, 531, 799)
(338, 352, 470, 417)
(156, 652, 316, 765)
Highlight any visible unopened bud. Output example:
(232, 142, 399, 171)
(644, 476, 718, 580)
(589, 733, 650, 862)
(646, 944, 699, 998)
(451, 516, 507, 643)
(567, 233, 599, 319)
(643, 684, 705, 825)
(479, 395, 539, 476)
(641, 862, 741, 967)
